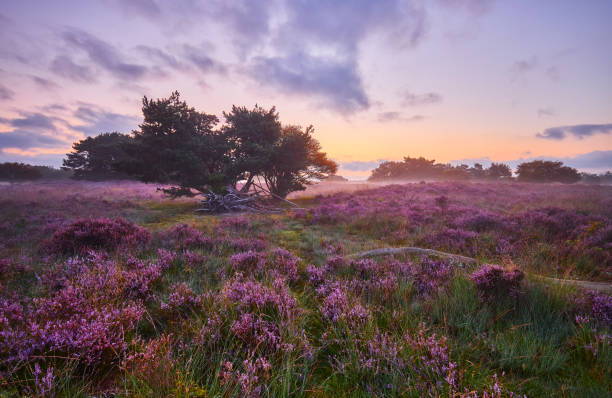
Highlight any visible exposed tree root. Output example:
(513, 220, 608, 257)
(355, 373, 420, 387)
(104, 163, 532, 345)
(346, 246, 612, 293)
(348, 246, 477, 264)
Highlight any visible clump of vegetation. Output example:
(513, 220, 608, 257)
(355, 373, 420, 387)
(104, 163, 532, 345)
(62, 92, 337, 200)
(44, 217, 151, 255)
(0, 162, 42, 181)
(369, 156, 513, 181)
(517, 160, 581, 183)
(470, 264, 524, 302)
(1, 180, 611, 396)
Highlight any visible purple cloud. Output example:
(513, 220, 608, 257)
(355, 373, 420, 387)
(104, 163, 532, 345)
(61, 28, 147, 80)
(50, 55, 97, 83)
(251, 52, 369, 114)
(402, 91, 443, 106)
(378, 112, 425, 122)
(536, 123, 612, 140)
(0, 84, 14, 100)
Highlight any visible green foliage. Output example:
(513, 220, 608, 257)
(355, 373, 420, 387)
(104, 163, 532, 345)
(517, 160, 581, 183)
(62, 132, 133, 180)
(117, 91, 228, 195)
(106, 92, 337, 198)
(368, 156, 512, 181)
(262, 125, 338, 198)
(0, 162, 42, 180)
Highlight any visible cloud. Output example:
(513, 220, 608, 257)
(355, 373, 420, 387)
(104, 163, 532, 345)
(435, 0, 495, 15)
(546, 66, 560, 82)
(536, 123, 612, 140)
(50, 55, 97, 83)
(402, 91, 443, 106)
(377, 112, 425, 122)
(135, 45, 183, 70)
(340, 160, 387, 171)
(0, 84, 14, 100)
(243, 1, 427, 115)
(0, 113, 56, 130)
(537, 108, 555, 117)
(70, 104, 139, 136)
(0, 129, 66, 150)
(61, 28, 148, 80)
(30, 75, 60, 90)
(182, 44, 226, 73)
(0, 151, 65, 167)
(203, 0, 276, 56)
(105, 0, 161, 18)
(280, 0, 427, 55)
(510, 56, 537, 81)
(251, 52, 370, 114)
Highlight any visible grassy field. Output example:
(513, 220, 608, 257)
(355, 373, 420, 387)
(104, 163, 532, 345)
(0, 180, 610, 397)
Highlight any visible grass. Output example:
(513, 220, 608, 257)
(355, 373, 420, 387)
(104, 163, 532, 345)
(0, 180, 610, 397)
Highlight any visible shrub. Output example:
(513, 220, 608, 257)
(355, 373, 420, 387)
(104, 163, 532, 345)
(470, 264, 524, 303)
(44, 218, 150, 255)
(575, 290, 612, 329)
(164, 224, 211, 249)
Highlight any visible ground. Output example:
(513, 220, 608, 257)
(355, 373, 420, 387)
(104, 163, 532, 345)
(0, 180, 610, 397)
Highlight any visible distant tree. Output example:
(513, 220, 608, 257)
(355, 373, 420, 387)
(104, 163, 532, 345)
(34, 166, 73, 180)
(516, 160, 580, 183)
(261, 125, 338, 198)
(63, 132, 132, 180)
(486, 163, 512, 179)
(443, 166, 469, 180)
(326, 174, 348, 182)
(468, 163, 486, 179)
(580, 172, 601, 184)
(600, 171, 612, 184)
(0, 162, 42, 181)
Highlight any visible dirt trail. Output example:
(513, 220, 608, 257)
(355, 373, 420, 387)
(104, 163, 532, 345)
(348, 246, 612, 294)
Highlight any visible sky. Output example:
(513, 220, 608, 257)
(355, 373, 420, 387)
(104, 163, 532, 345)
(0, 0, 611, 178)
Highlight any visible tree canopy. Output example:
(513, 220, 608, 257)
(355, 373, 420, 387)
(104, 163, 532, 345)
(64, 91, 337, 198)
(62, 132, 132, 180)
(0, 162, 42, 181)
(368, 156, 511, 181)
(516, 160, 580, 183)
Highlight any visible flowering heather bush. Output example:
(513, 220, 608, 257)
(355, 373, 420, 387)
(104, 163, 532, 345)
(321, 286, 370, 328)
(228, 248, 301, 282)
(356, 331, 404, 377)
(160, 282, 201, 314)
(470, 265, 524, 303)
(182, 249, 207, 268)
(219, 357, 272, 398)
(215, 236, 267, 253)
(455, 210, 508, 232)
(44, 217, 150, 255)
(123, 334, 176, 390)
(230, 312, 282, 353)
(405, 323, 458, 393)
(31, 363, 55, 398)
(409, 257, 455, 297)
(419, 227, 479, 256)
(575, 290, 612, 328)
(229, 250, 266, 274)
(221, 277, 297, 317)
(1, 180, 610, 396)
(163, 223, 212, 249)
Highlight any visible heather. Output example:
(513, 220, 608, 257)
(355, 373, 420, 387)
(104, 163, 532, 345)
(0, 180, 610, 396)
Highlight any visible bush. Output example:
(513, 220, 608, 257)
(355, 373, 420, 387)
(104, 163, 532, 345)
(44, 218, 150, 255)
(0, 162, 42, 181)
(470, 265, 524, 303)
